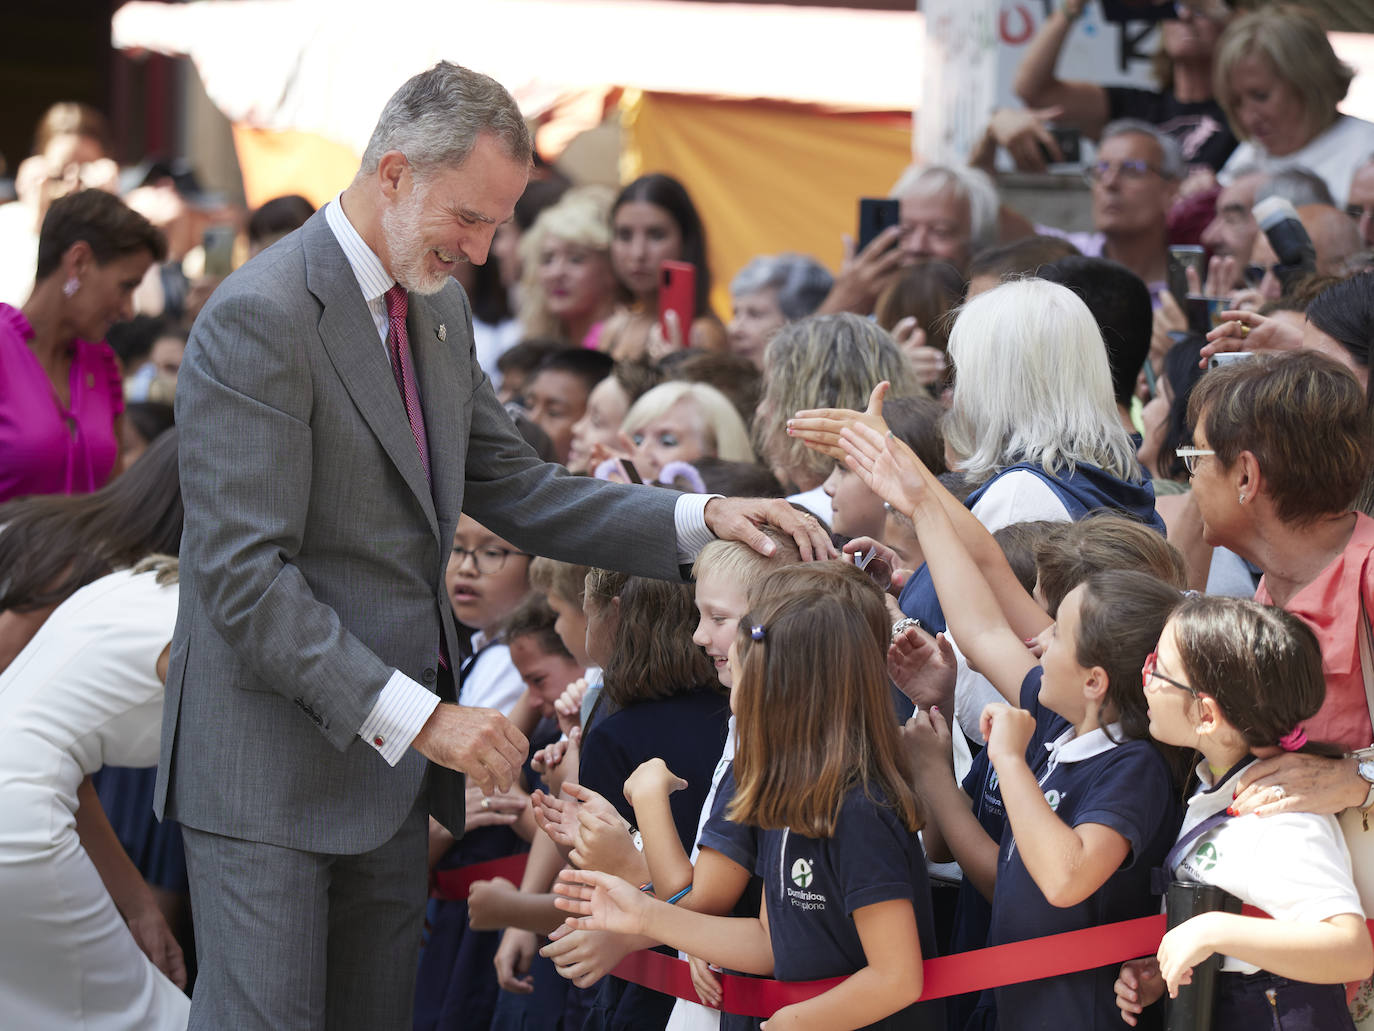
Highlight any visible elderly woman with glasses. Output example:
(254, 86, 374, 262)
(1178, 350, 1374, 825)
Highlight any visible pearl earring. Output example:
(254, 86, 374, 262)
(63, 276, 80, 298)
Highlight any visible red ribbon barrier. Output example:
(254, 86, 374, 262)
(610, 911, 1374, 1019)
(435, 854, 1374, 1019)
(429, 853, 529, 901)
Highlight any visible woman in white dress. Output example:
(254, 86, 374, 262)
(0, 558, 189, 1029)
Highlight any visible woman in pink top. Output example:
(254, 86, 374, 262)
(1, 189, 165, 502)
(1180, 351, 1374, 819)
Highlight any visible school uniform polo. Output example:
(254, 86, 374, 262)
(1166, 759, 1361, 1029)
(988, 669, 1179, 1031)
(749, 786, 945, 1031)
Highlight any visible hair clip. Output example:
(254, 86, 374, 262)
(750, 625, 766, 641)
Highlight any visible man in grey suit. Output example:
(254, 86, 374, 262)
(160, 62, 827, 1030)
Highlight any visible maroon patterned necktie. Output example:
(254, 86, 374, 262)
(384, 284, 430, 481)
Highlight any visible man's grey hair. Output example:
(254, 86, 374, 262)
(729, 253, 834, 320)
(1100, 119, 1184, 181)
(359, 62, 532, 178)
(1255, 166, 1336, 209)
(889, 164, 999, 251)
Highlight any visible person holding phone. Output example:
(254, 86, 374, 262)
(598, 174, 726, 362)
(1012, 0, 1237, 175)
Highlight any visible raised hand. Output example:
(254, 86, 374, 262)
(787, 381, 892, 464)
(836, 418, 931, 519)
(901, 706, 956, 794)
(623, 758, 688, 808)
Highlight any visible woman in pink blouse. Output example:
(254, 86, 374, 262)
(1, 189, 165, 502)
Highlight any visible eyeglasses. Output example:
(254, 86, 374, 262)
(1173, 0, 1230, 21)
(1347, 204, 1373, 224)
(1173, 446, 1215, 476)
(1082, 160, 1167, 185)
(451, 545, 530, 575)
(1142, 651, 1200, 696)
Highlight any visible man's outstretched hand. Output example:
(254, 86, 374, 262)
(411, 703, 529, 795)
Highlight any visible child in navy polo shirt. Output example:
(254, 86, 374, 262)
(905, 514, 1189, 1030)
(1115, 597, 1371, 1029)
(832, 423, 1185, 1030)
(554, 564, 944, 1031)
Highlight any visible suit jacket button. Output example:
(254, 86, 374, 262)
(422, 667, 436, 685)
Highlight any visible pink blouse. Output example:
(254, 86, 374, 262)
(1256, 511, 1374, 751)
(0, 304, 123, 502)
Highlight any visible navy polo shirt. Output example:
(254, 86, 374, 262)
(988, 669, 1179, 1030)
(744, 786, 945, 1030)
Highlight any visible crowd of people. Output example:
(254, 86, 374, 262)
(3, 2, 1374, 1029)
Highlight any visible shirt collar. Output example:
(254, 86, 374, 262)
(1044, 722, 1125, 766)
(324, 193, 394, 304)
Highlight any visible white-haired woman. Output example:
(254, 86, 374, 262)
(596, 380, 754, 483)
(791, 279, 1164, 736)
(726, 253, 833, 368)
(518, 186, 620, 349)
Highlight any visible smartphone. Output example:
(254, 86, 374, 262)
(1167, 245, 1206, 310)
(857, 197, 900, 253)
(1039, 126, 1082, 166)
(202, 224, 236, 278)
(618, 458, 644, 484)
(658, 260, 696, 344)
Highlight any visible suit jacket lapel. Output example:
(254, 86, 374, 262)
(302, 215, 439, 539)
(407, 293, 462, 533)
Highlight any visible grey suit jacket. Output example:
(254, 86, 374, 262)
(156, 209, 683, 853)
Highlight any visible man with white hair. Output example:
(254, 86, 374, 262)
(818, 163, 997, 315)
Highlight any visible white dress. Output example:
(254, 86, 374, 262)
(0, 567, 189, 1030)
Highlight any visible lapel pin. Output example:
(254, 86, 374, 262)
(436, 323, 446, 342)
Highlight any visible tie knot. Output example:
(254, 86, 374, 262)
(385, 284, 407, 322)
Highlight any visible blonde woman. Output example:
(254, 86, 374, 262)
(518, 186, 619, 349)
(1215, 3, 1374, 207)
(599, 380, 754, 483)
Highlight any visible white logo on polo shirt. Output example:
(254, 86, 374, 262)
(791, 858, 813, 888)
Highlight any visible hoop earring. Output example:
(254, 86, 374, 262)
(1238, 494, 1246, 504)
(63, 276, 80, 298)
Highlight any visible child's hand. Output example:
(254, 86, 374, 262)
(902, 706, 955, 790)
(1157, 914, 1220, 998)
(980, 703, 1036, 767)
(760, 1001, 809, 1029)
(554, 678, 588, 736)
(493, 927, 537, 994)
(465, 784, 527, 833)
(1114, 956, 1165, 1026)
(532, 725, 580, 799)
(540, 922, 641, 988)
(572, 801, 638, 878)
(467, 876, 517, 930)
(623, 758, 688, 807)
(688, 955, 723, 1009)
(531, 789, 577, 851)
(889, 626, 956, 713)
(553, 867, 651, 937)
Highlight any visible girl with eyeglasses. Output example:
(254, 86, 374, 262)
(1116, 595, 1372, 1029)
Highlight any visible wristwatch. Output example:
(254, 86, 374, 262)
(1353, 748, 1374, 828)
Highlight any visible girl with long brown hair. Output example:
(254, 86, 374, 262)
(554, 567, 943, 1031)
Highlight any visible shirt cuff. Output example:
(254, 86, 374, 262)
(674, 492, 723, 563)
(359, 670, 441, 766)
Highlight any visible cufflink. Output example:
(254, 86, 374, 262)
(436, 324, 446, 342)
